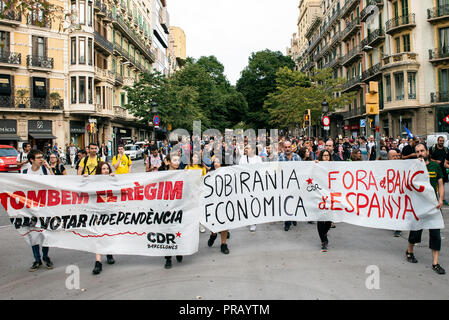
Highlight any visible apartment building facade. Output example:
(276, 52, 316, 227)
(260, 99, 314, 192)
(0, 0, 180, 153)
(292, 0, 449, 138)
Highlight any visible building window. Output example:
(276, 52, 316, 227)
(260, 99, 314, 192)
(395, 37, 400, 53)
(385, 75, 391, 102)
(120, 92, 125, 107)
(439, 27, 449, 51)
(88, 77, 93, 104)
(87, 1, 93, 26)
(88, 38, 93, 65)
(79, 77, 86, 103)
(407, 72, 416, 99)
(0, 31, 10, 56)
(80, 1, 85, 25)
(71, 77, 77, 103)
(403, 34, 411, 52)
(79, 37, 85, 64)
(71, 37, 76, 64)
(394, 72, 404, 101)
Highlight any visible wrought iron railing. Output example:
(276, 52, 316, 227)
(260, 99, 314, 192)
(94, 31, 113, 53)
(0, 51, 21, 65)
(431, 92, 449, 103)
(26, 55, 54, 69)
(386, 14, 415, 33)
(362, 63, 381, 81)
(427, 5, 449, 20)
(0, 97, 62, 109)
(361, 28, 384, 48)
(0, 8, 22, 21)
(429, 47, 449, 61)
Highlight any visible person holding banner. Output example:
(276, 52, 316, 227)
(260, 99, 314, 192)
(405, 143, 445, 275)
(92, 162, 116, 275)
(315, 150, 333, 252)
(207, 157, 230, 254)
(278, 141, 301, 232)
(23, 149, 55, 271)
(164, 153, 184, 269)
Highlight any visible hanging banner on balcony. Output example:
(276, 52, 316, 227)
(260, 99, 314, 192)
(200, 160, 445, 232)
(0, 170, 202, 257)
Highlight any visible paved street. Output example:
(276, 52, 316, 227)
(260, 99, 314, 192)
(0, 201, 448, 300)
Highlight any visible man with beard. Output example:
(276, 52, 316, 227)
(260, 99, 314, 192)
(405, 143, 445, 275)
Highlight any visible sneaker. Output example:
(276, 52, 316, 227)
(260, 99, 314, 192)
(292, 221, 297, 226)
(199, 224, 206, 233)
(406, 251, 418, 263)
(29, 261, 42, 272)
(176, 255, 183, 263)
(164, 258, 172, 269)
(394, 231, 402, 237)
(432, 264, 446, 275)
(92, 261, 102, 275)
(330, 223, 336, 228)
(221, 244, 230, 254)
(42, 256, 53, 269)
(321, 242, 328, 252)
(249, 225, 256, 232)
(284, 224, 290, 232)
(106, 255, 115, 265)
(208, 234, 217, 247)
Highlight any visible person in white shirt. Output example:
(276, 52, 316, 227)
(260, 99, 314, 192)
(68, 143, 78, 168)
(239, 144, 262, 232)
(23, 149, 54, 272)
(17, 142, 32, 173)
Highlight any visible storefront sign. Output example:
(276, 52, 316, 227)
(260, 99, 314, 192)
(0, 120, 17, 134)
(70, 121, 86, 134)
(28, 120, 52, 134)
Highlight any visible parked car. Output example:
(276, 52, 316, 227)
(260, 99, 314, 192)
(0, 145, 20, 173)
(124, 144, 143, 160)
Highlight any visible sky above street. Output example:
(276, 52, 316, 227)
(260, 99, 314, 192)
(169, 0, 299, 85)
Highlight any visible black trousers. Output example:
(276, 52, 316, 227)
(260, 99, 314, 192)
(317, 221, 332, 243)
(408, 229, 441, 251)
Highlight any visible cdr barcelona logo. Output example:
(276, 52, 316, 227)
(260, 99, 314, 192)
(147, 231, 182, 250)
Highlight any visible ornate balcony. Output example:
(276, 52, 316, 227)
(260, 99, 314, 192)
(362, 63, 381, 82)
(385, 14, 415, 35)
(361, 1, 383, 22)
(0, 97, 62, 111)
(431, 92, 449, 103)
(26, 55, 54, 70)
(341, 45, 362, 67)
(361, 29, 385, 50)
(341, 17, 361, 42)
(324, 57, 342, 69)
(343, 108, 362, 120)
(341, 0, 360, 18)
(115, 73, 123, 86)
(342, 75, 363, 93)
(114, 105, 127, 119)
(94, 31, 113, 55)
(381, 52, 419, 70)
(27, 14, 51, 28)
(429, 47, 449, 64)
(0, 51, 21, 67)
(0, 8, 22, 26)
(427, 5, 449, 23)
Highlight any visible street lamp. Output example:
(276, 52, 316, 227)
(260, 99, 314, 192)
(321, 99, 329, 140)
(152, 101, 158, 142)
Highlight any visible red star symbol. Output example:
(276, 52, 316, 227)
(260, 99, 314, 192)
(176, 232, 182, 238)
(306, 178, 313, 185)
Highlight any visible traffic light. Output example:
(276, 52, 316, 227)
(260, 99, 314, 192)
(366, 81, 379, 115)
(304, 109, 311, 127)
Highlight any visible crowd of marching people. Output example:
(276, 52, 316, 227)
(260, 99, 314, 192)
(12, 132, 447, 275)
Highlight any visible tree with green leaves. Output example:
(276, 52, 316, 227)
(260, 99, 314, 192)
(264, 68, 356, 129)
(236, 50, 295, 129)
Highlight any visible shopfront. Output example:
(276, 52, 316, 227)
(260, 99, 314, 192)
(70, 121, 86, 149)
(0, 119, 21, 147)
(28, 120, 56, 151)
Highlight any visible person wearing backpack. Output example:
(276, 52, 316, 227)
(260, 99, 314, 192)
(23, 149, 55, 272)
(145, 147, 165, 172)
(17, 142, 32, 173)
(431, 137, 449, 184)
(112, 144, 132, 174)
(77, 143, 101, 176)
(49, 153, 67, 175)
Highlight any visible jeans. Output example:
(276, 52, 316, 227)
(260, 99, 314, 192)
(317, 221, 332, 243)
(32, 245, 49, 262)
(408, 229, 441, 251)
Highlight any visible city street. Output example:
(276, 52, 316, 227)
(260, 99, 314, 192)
(0, 195, 448, 300)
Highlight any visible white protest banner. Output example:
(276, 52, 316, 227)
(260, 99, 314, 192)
(0, 170, 202, 256)
(201, 160, 445, 232)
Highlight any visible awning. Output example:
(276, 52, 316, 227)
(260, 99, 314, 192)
(0, 134, 22, 141)
(29, 133, 57, 140)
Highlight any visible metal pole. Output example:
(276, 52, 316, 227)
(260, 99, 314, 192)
(375, 114, 380, 158)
